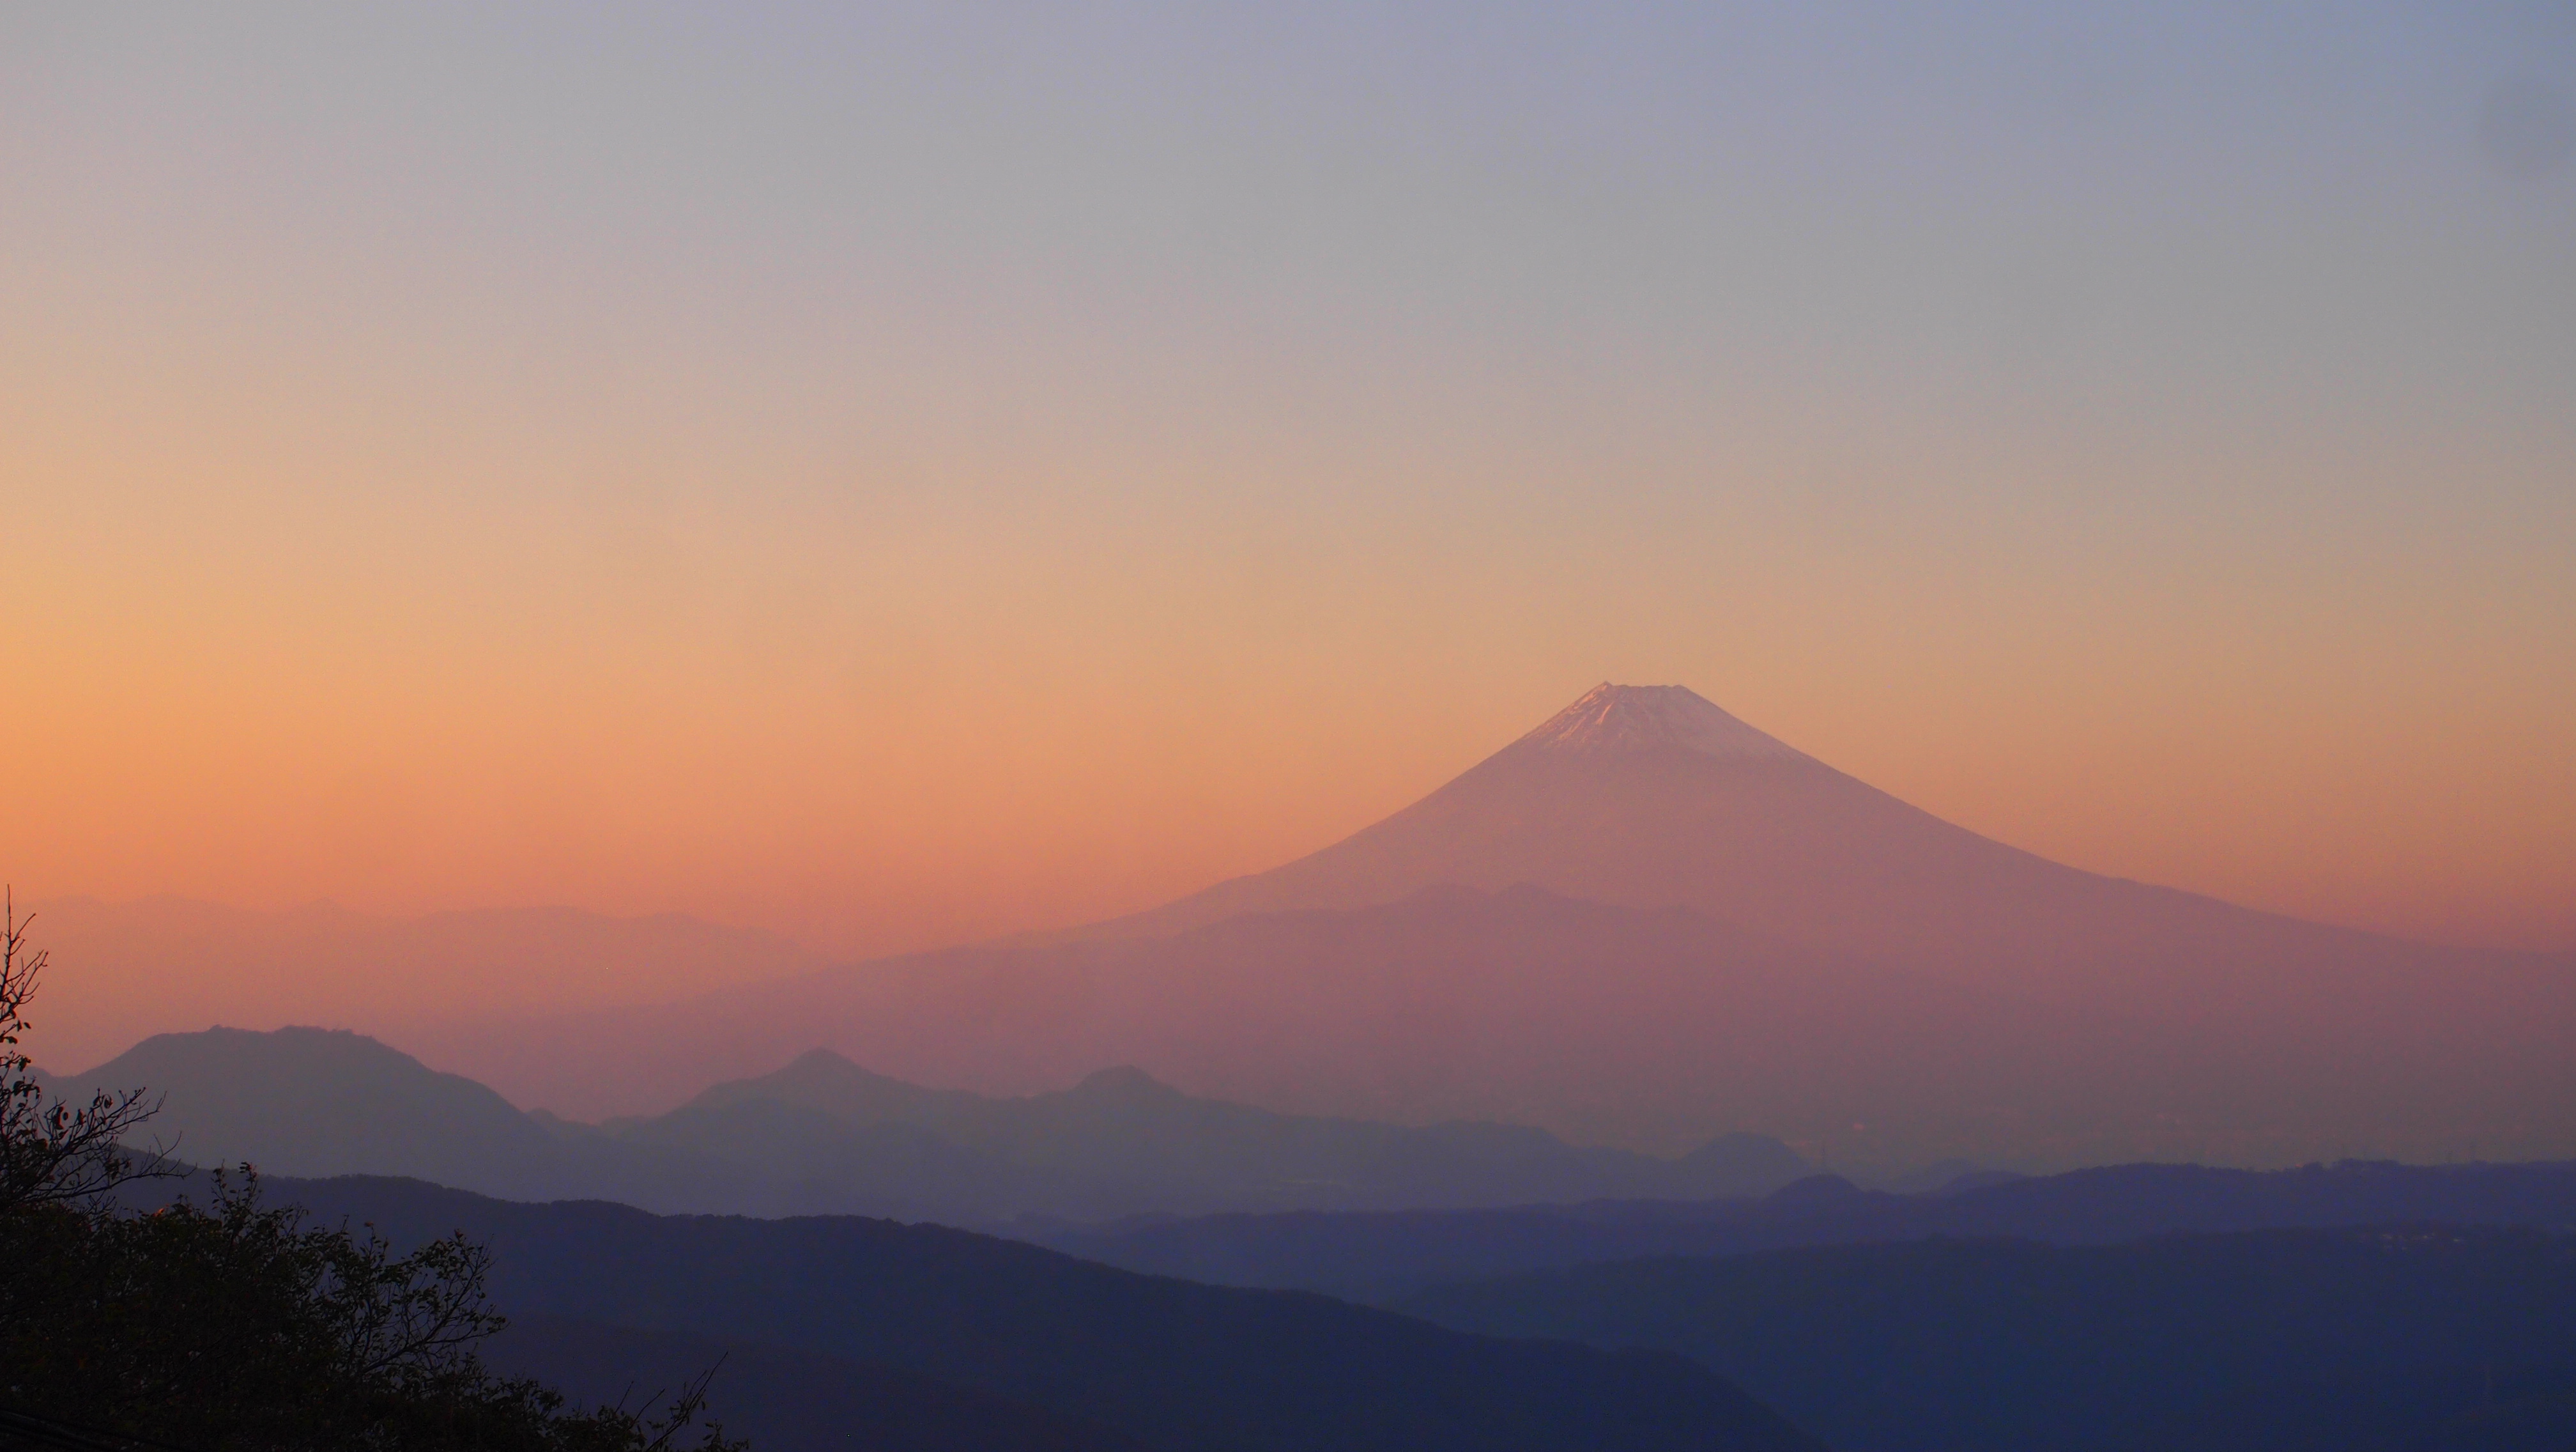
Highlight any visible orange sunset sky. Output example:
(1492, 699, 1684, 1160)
(4, 4, 2572, 959)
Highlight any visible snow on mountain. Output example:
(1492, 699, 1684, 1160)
(1508, 683, 1809, 762)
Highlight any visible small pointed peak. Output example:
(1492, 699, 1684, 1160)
(1073, 1065, 1179, 1098)
(1514, 683, 1806, 762)
(1768, 1172, 1867, 1203)
(769, 1048, 921, 1093)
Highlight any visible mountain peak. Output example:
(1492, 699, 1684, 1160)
(1512, 683, 1806, 762)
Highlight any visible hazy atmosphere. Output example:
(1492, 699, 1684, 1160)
(8, 2, 2572, 964)
(6, 6, 2575, 1450)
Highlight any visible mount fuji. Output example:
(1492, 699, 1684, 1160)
(1104, 684, 2506, 1016)
(402, 683, 2575, 1171)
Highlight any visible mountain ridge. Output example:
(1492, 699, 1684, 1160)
(116, 1170, 1827, 1452)
(63, 1024, 1813, 1220)
(1032, 1157, 2576, 1301)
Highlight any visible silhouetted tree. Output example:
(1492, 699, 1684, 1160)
(0, 888, 169, 1210)
(0, 895, 746, 1451)
(2, 1172, 743, 1450)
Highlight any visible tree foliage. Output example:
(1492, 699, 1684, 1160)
(0, 896, 746, 1451)
(1, 1173, 742, 1451)
(1, 890, 167, 1211)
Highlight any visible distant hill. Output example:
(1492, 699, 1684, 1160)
(59, 1026, 729, 1207)
(20, 895, 817, 1074)
(132, 1171, 1825, 1452)
(1029, 1159, 2576, 1301)
(69, 1025, 566, 1186)
(622, 1048, 1810, 1217)
(1400, 1226, 2576, 1452)
(62, 1027, 1808, 1221)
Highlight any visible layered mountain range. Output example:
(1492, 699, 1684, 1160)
(112, 1169, 1822, 1452)
(393, 684, 2576, 1170)
(52, 1026, 1809, 1221)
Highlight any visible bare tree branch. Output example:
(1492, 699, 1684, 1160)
(2, 886, 177, 1210)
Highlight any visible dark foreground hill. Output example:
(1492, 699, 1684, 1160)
(138, 1171, 1820, 1452)
(482, 1314, 1151, 1452)
(1401, 1226, 2576, 1452)
(64, 1028, 1805, 1221)
(1031, 1158, 2576, 1300)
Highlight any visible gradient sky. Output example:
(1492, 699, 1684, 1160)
(4, 2, 2572, 957)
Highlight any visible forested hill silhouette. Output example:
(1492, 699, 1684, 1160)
(61, 1026, 1807, 1220)
(126, 1170, 1825, 1452)
(1402, 1228, 2576, 1452)
(1030, 1158, 2576, 1301)
(482, 1314, 1154, 1452)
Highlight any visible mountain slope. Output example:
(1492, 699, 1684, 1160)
(150, 1172, 1826, 1452)
(483, 1314, 1153, 1452)
(65, 1026, 1809, 1220)
(70, 1026, 566, 1189)
(1029, 1159, 2576, 1301)
(1111, 685, 2563, 1028)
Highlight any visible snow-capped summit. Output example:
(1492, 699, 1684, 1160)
(1511, 683, 1807, 762)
